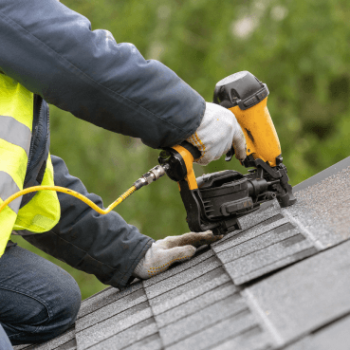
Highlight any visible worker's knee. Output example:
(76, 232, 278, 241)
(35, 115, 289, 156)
(32, 274, 81, 344)
(2, 268, 81, 345)
(52, 272, 82, 333)
(32, 263, 81, 335)
(0, 246, 81, 344)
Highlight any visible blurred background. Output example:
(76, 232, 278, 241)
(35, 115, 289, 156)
(12, 0, 350, 299)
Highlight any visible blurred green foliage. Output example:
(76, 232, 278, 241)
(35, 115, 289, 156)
(12, 0, 350, 299)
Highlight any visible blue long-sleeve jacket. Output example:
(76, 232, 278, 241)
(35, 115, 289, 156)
(0, 0, 205, 148)
(0, 0, 205, 288)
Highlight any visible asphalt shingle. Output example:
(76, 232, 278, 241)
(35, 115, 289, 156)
(236, 246, 317, 285)
(284, 314, 350, 350)
(121, 333, 163, 350)
(144, 255, 221, 300)
(283, 166, 350, 248)
(236, 200, 283, 231)
(148, 266, 232, 315)
(246, 240, 350, 345)
(76, 302, 152, 350)
(55, 338, 76, 350)
(213, 215, 291, 254)
(75, 287, 147, 332)
(15, 328, 76, 350)
(77, 283, 142, 319)
(210, 326, 273, 350)
(87, 318, 158, 350)
(159, 295, 249, 347)
(223, 233, 316, 285)
(215, 223, 299, 263)
(165, 310, 265, 350)
(155, 282, 237, 328)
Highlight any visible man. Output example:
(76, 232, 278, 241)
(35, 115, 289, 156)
(0, 0, 246, 347)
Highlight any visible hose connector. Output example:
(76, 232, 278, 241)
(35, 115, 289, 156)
(133, 164, 169, 190)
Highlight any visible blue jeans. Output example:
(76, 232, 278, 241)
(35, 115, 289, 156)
(0, 244, 81, 348)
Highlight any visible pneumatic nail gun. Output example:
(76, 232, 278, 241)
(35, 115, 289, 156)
(157, 71, 297, 235)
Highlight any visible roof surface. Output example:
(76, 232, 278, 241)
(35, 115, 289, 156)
(14, 156, 350, 350)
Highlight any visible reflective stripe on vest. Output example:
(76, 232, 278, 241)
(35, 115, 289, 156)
(0, 75, 60, 257)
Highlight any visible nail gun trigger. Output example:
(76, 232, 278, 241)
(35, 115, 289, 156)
(225, 146, 235, 162)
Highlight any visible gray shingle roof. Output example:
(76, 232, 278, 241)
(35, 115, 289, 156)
(14, 156, 350, 350)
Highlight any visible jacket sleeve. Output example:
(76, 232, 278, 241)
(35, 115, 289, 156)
(22, 155, 154, 289)
(0, 0, 205, 148)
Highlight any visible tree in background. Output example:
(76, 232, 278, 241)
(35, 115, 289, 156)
(12, 0, 350, 298)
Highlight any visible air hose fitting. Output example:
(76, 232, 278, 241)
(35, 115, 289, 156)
(133, 164, 169, 190)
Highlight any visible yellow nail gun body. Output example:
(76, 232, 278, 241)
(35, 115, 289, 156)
(159, 71, 296, 235)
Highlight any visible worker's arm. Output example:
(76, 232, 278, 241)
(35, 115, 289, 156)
(22, 156, 154, 289)
(0, 0, 246, 163)
(0, 0, 204, 149)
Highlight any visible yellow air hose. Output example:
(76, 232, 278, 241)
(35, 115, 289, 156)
(0, 185, 137, 215)
(0, 164, 168, 215)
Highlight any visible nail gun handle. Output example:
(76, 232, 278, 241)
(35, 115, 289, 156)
(169, 143, 199, 190)
(158, 141, 200, 191)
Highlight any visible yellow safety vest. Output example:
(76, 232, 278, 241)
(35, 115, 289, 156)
(0, 74, 60, 257)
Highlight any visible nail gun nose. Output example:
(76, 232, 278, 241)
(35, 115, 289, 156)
(247, 177, 279, 197)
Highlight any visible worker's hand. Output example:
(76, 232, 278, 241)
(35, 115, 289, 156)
(132, 231, 222, 280)
(187, 102, 246, 166)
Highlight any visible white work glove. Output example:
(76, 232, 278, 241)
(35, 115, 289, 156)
(133, 231, 222, 279)
(187, 102, 246, 166)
